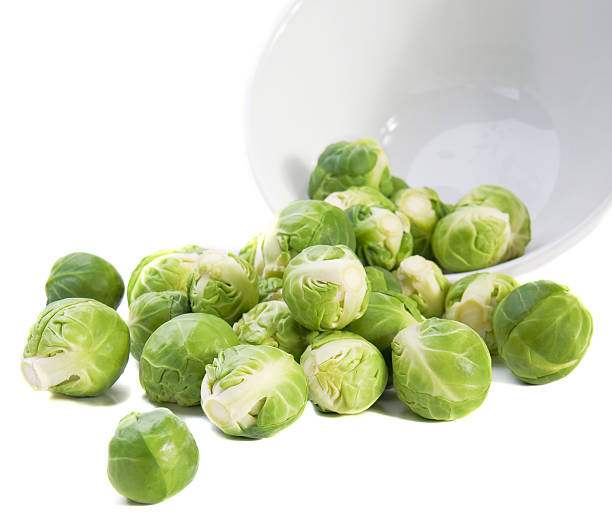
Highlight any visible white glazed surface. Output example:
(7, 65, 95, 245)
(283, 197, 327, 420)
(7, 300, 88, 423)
(246, 0, 612, 279)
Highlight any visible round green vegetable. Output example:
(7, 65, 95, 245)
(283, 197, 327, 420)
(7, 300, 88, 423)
(309, 139, 393, 200)
(45, 252, 125, 309)
(300, 331, 387, 414)
(127, 245, 204, 305)
(394, 256, 449, 318)
(457, 185, 531, 260)
(233, 300, 308, 361)
(493, 280, 593, 384)
(392, 318, 492, 420)
(324, 185, 396, 211)
(139, 313, 238, 406)
(346, 205, 413, 270)
(444, 272, 519, 354)
(127, 291, 191, 361)
(107, 408, 199, 504)
(282, 245, 370, 331)
(365, 265, 402, 294)
(432, 206, 512, 272)
(187, 250, 258, 324)
(258, 200, 356, 279)
(201, 345, 308, 439)
(392, 187, 447, 257)
(22, 298, 129, 397)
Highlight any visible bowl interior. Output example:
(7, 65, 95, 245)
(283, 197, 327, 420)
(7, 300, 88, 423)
(247, 0, 612, 277)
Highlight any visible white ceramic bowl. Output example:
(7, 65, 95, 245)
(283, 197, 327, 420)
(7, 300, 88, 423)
(246, 0, 612, 278)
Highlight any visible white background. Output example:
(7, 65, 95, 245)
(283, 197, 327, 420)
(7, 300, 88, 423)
(1, 1, 610, 512)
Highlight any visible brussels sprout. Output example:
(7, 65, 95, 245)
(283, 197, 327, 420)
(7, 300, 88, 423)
(347, 292, 423, 355)
(201, 345, 308, 439)
(257, 276, 283, 302)
(324, 186, 396, 211)
(392, 319, 492, 420)
(239, 232, 265, 275)
(45, 252, 125, 309)
(346, 205, 413, 270)
(258, 200, 356, 279)
(365, 266, 402, 293)
(22, 298, 129, 397)
(127, 245, 204, 305)
(432, 206, 511, 272)
(187, 250, 258, 324)
(445, 272, 519, 354)
(127, 291, 191, 361)
(140, 313, 238, 406)
(392, 187, 447, 257)
(394, 256, 449, 318)
(457, 185, 531, 260)
(388, 176, 409, 196)
(300, 331, 387, 414)
(493, 281, 593, 384)
(282, 245, 370, 331)
(309, 139, 393, 200)
(107, 408, 198, 504)
(234, 301, 308, 361)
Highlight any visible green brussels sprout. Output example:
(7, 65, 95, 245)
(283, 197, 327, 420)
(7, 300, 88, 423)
(22, 298, 129, 397)
(445, 272, 519, 354)
(324, 185, 396, 211)
(140, 313, 238, 406)
(282, 245, 370, 331)
(392, 318, 492, 420)
(201, 345, 308, 439)
(309, 139, 393, 200)
(392, 187, 447, 257)
(431, 206, 512, 272)
(107, 408, 198, 504)
(300, 331, 387, 414)
(187, 250, 258, 324)
(457, 185, 531, 260)
(127, 291, 191, 361)
(234, 300, 308, 361)
(394, 256, 449, 318)
(238, 232, 265, 275)
(127, 245, 204, 305)
(257, 276, 283, 302)
(259, 200, 356, 279)
(388, 176, 409, 197)
(45, 252, 125, 309)
(493, 281, 593, 384)
(346, 205, 413, 270)
(364, 265, 402, 293)
(347, 291, 423, 356)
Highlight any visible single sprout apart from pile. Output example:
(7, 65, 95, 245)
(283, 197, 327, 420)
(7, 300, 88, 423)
(201, 345, 308, 439)
(346, 204, 413, 270)
(22, 298, 130, 397)
(392, 318, 492, 421)
(233, 300, 308, 361)
(107, 408, 199, 504)
(432, 205, 512, 272)
(324, 185, 396, 211)
(300, 331, 387, 414)
(127, 245, 204, 305)
(444, 272, 519, 354)
(240, 200, 356, 279)
(392, 187, 447, 258)
(45, 252, 125, 309)
(282, 244, 370, 331)
(493, 280, 592, 384)
(127, 290, 190, 361)
(187, 249, 258, 324)
(394, 255, 449, 318)
(309, 139, 393, 200)
(139, 313, 239, 406)
(457, 185, 531, 260)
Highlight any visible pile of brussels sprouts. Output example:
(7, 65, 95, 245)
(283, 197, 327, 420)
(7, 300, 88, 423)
(21, 138, 593, 505)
